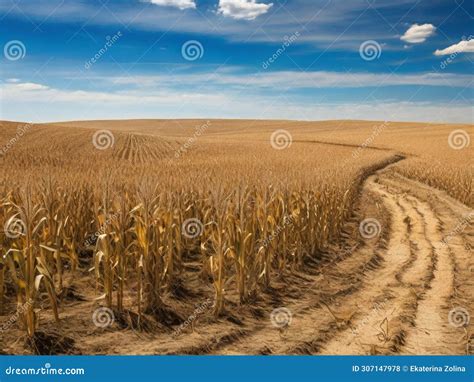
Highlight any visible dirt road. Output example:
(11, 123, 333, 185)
(165, 165, 473, 355)
(3, 158, 471, 356)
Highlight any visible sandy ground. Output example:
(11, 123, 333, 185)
(171, 166, 474, 355)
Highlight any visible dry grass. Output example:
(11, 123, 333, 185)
(0, 119, 471, 352)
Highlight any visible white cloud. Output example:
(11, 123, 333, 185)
(107, 70, 474, 89)
(218, 0, 273, 20)
(1, 82, 222, 104)
(147, 0, 196, 10)
(400, 23, 436, 43)
(434, 38, 474, 56)
(0, 1, 404, 47)
(3, 70, 472, 124)
(12, 82, 49, 90)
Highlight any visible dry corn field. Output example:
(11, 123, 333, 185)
(0, 119, 472, 355)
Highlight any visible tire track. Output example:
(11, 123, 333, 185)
(377, 175, 470, 354)
(205, 166, 472, 355)
(205, 174, 408, 355)
(164, 186, 391, 355)
(137, 161, 472, 356)
(317, 180, 424, 354)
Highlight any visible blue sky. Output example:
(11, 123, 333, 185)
(1, 0, 473, 123)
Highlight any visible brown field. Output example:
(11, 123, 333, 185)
(0, 119, 472, 355)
